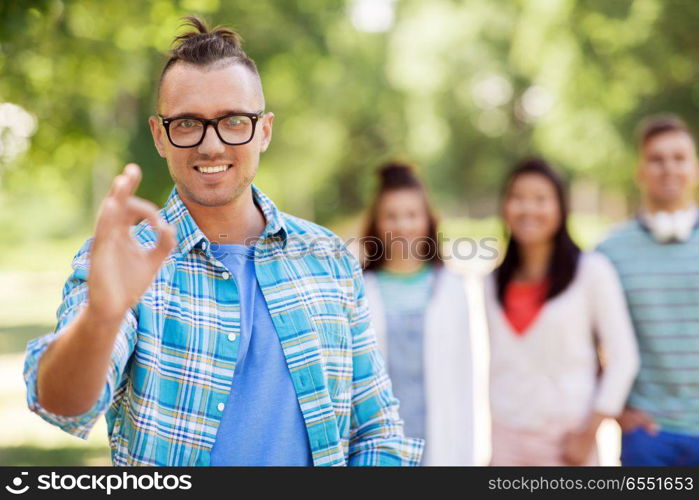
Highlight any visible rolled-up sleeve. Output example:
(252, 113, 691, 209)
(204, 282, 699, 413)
(344, 253, 424, 466)
(23, 238, 137, 440)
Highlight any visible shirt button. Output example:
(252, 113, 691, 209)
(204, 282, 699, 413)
(221, 271, 230, 280)
(201, 241, 207, 251)
(228, 333, 237, 342)
(217, 402, 225, 412)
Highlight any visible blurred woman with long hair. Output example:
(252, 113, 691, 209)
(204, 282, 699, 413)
(485, 158, 639, 465)
(362, 161, 474, 465)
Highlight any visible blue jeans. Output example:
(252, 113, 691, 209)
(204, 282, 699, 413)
(621, 427, 699, 466)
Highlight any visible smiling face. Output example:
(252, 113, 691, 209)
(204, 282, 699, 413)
(637, 130, 698, 211)
(149, 61, 274, 208)
(503, 173, 561, 246)
(375, 188, 431, 259)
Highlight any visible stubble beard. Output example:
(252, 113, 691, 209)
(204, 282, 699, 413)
(171, 164, 257, 208)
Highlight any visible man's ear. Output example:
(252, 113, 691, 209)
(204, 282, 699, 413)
(149, 116, 167, 158)
(259, 112, 274, 153)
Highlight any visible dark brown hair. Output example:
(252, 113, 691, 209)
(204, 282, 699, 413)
(361, 161, 443, 271)
(495, 157, 581, 305)
(636, 114, 694, 148)
(159, 16, 259, 91)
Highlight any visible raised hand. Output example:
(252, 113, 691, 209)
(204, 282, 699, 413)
(88, 163, 176, 324)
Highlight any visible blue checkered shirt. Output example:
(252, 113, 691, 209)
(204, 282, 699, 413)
(24, 185, 423, 466)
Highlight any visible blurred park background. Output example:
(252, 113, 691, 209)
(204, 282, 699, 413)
(1, 0, 699, 465)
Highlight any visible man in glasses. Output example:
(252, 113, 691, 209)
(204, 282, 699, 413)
(23, 16, 422, 467)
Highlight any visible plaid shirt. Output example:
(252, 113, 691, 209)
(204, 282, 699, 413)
(24, 185, 423, 466)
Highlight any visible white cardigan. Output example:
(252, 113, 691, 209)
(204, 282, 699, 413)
(364, 266, 475, 466)
(484, 251, 640, 431)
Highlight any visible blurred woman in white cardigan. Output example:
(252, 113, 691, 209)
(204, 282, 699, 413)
(361, 162, 475, 466)
(485, 158, 640, 466)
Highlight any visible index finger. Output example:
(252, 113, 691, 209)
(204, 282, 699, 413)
(110, 163, 142, 201)
(122, 163, 142, 198)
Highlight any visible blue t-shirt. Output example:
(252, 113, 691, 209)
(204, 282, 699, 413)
(209, 244, 313, 465)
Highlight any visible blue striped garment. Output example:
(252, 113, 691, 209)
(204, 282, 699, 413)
(23, 185, 423, 466)
(597, 218, 699, 436)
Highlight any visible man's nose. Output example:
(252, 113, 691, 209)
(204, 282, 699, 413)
(197, 124, 226, 155)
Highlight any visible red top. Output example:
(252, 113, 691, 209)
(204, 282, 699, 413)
(503, 279, 550, 335)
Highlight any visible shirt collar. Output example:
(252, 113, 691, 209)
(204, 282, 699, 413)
(162, 184, 288, 256)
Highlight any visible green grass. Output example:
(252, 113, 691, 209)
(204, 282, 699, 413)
(0, 324, 54, 356)
(0, 236, 108, 466)
(0, 234, 90, 273)
(0, 445, 110, 466)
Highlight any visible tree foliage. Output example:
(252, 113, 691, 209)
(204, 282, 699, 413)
(1, 0, 698, 243)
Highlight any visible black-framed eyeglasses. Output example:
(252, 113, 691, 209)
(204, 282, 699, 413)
(158, 111, 264, 148)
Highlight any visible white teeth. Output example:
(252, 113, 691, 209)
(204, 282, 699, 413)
(197, 164, 229, 174)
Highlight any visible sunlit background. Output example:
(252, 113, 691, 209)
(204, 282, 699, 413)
(1, 0, 698, 465)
